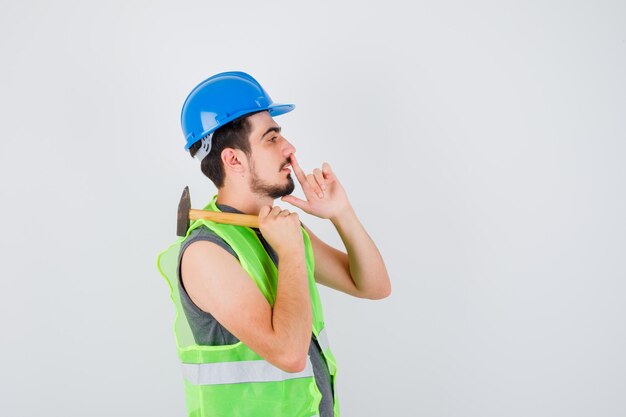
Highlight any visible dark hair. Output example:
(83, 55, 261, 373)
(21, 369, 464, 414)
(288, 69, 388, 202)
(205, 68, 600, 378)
(189, 111, 263, 188)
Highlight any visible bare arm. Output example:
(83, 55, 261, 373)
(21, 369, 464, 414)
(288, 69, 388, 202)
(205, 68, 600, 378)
(280, 153, 391, 299)
(301, 208, 391, 299)
(329, 206, 391, 298)
(181, 231, 310, 372)
(270, 245, 311, 371)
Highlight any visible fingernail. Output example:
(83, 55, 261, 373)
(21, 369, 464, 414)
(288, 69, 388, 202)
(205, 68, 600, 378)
(318, 193, 324, 198)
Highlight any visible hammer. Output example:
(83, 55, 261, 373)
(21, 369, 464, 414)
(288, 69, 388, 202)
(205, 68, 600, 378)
(177, 186, 260, 236)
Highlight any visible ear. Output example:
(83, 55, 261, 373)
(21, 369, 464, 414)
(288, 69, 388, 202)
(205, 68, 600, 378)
(221, 148, 248, 173)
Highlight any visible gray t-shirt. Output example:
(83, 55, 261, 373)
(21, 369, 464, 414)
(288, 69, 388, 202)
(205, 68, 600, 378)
(177, 203, 334, 417)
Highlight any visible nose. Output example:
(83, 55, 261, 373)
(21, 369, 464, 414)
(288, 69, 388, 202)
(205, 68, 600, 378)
(282, 138, 296, 156)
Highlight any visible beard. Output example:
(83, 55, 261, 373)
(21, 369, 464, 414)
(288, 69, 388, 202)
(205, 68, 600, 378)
(248, 157, 295, 199)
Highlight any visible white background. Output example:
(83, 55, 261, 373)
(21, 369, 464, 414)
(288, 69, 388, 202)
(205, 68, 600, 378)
(1, 1, 625, 416)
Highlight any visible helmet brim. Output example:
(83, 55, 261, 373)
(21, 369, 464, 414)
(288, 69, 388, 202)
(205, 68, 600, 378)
(267, 103, 295, 117)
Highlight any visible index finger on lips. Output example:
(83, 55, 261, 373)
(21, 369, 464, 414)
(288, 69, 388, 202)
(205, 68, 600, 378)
(289, 154, 313, 192)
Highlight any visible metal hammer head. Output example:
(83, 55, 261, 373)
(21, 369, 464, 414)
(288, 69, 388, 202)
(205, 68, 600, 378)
(177, 186, 191, 237)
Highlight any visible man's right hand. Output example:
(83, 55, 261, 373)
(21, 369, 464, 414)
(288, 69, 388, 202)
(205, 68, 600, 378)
(258, 205, 304, 256)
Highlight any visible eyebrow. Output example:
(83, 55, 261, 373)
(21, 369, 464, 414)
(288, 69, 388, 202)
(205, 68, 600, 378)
(259, 126, 281, 141)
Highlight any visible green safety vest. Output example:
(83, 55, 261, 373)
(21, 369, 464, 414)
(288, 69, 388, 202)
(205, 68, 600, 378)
(157, 194, 341, 417)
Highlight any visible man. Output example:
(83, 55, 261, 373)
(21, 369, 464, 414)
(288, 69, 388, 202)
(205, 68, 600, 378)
(157, 71, 391, 417)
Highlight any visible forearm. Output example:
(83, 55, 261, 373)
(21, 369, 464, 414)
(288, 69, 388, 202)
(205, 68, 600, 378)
(271, 246, 312, 369)
(331, 205, 391, 298)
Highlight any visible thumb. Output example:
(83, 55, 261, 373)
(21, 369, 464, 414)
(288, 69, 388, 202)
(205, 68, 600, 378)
(281, 195, 308, 210)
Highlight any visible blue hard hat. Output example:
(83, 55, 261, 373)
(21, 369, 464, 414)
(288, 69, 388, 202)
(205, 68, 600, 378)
(180, 71, 295, 150)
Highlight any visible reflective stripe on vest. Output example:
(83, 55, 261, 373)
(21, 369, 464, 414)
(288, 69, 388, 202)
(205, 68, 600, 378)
(316, 327, 331, 352)
(182, 356, 315, 385)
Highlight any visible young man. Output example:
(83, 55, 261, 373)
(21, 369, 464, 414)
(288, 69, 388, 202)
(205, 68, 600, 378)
(157, 71, 391, 417)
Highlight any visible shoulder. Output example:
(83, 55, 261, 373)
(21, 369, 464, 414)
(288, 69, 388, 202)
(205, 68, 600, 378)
(180, 225, 239, 261)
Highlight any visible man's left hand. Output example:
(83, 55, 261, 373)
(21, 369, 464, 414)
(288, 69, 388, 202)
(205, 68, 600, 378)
(281, 153, 351, 220)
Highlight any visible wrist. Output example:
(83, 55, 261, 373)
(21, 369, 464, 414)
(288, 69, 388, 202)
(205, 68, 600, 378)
(330, 204, 356, 226)
(276, 242, 305, 258)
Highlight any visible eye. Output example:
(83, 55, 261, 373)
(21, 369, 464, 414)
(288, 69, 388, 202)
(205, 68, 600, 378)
(269, 136, 278, 143)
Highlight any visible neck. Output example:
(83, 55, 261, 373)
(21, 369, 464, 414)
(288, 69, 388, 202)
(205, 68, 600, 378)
(216, 186, 275, 215)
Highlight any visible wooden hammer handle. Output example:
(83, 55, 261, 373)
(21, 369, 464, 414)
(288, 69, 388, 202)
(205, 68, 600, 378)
(188, 209, 260, 228)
